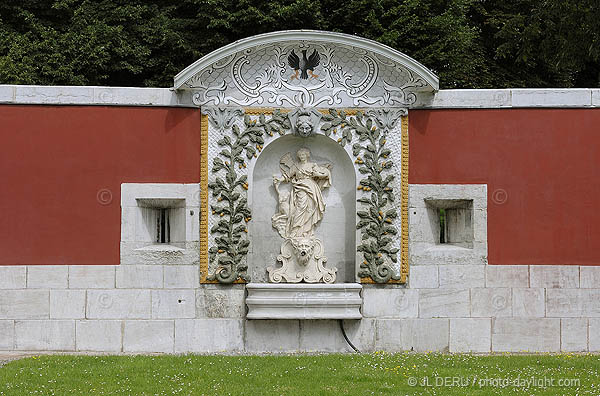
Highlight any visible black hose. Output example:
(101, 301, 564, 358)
(339, 319, 360, 353)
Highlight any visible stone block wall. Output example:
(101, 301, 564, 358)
(1, 87, 599, 353)
(1, 263, 599, 353)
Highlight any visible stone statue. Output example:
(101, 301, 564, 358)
(268, 148, 337, 283)
(288, 107, 322, 137)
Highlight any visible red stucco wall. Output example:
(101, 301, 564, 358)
(1, 105, 598, 266)
(409, 108, 600, 265)
(0, 105, 200, 265)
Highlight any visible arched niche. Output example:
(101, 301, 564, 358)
(194, 29, 419, 287)
(247, 133, 357, 283)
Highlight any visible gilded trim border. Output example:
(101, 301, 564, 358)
(200, 114, 213, 283)
(200, 108, 409, 284)
(359, 114, 408, 284)
(400, 114, 409, 283)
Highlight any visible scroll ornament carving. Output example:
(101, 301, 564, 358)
(186, 43, 427, 108)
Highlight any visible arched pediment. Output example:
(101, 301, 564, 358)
(174, 30, 438, 108)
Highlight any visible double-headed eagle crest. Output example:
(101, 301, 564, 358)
(288, 49, 320, 80)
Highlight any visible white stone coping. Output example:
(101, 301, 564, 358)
(246, 283, 363, 320)
(1, 85, 599, 108)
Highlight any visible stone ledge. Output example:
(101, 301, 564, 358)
(246, 283, 362, 320)
(414, 89, 597, 108)
(1, 85, 599, 108)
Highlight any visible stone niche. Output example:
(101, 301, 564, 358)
(187, 31, 440, 295)
(248, 133, 357, 283)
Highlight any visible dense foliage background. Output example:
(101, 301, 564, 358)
(0, 0, 598, 88)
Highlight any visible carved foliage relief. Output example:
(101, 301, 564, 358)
(201, 107, 408, 284)
(186, 42, 429, 108)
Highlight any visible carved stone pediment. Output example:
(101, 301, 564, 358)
(174, 30, 438, 108)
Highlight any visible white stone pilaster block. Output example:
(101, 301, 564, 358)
(512, 288, 545, 318)
(580, 266, 600, 288)
(473, 209, 487, 243)
(471, 288, 511, 317)
(121, 183, 189, 207)
(408, 265, 438, 288)
(561, 318, 588, 352)
(245, 320, 300, 352)
(530, 265, 579, 288)
(0, 86, 15, 102)
(511, 88, 592, 107)
(492, 318, 560, 352)
(589, 319, 600, 352)
(438, 265, 485, 288)
(419, 289, 470, 318)
(69, 266, 115, 289)
(299, 320, 352, 352)
(87, 290, 151, 319)
(410, 243, 488, 267)
(50, 290, 86, 319)
(0, 320, 14, 350)
(546, 289, 600, 317)
(450, 318, 491, 352)
(592, 89, 600, 106)
(120, 206, 136, 242)
(123, 320, 174, 353)
(298, 320, 375, 352)
(362, 287, 418, 318)
(164, 266, 199, 289)
(0, 267, 26, 289)
(93, 87, 168, 106)
(116, 265, 163, 289)
(151, 290, 195, 319)
(376, 318, 449, 352)
(341, 319, 376, 353)
(196, 285, 246, 318)
(300, 319, 376, 352)
(486, 266, 529, 288)
(14, 85, 94, 104)
(0, 290, 49, 319)
(419, 89, 511, 108)
(27, 266, 68, 289)
(15, 320, 75, 351)
(120, 242, 200, 266)
(409, 184, 487, 209)
(408, 207, 436, 243)
(174, 319, 244, 353)
(76, 320, 122, 352)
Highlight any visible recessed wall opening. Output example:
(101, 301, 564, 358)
(439, 208, 446, 243)
(136, 198, 186, 249)
(426, 199, 474, 249)
(248, 134, 357, 282)
(120, 183, 200, 264)
(157, 208, 171, 244)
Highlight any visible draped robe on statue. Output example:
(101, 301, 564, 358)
(288, 163, 331, 237)
(272, 153, 332, 239)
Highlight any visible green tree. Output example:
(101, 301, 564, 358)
(0, 0, 598, 88)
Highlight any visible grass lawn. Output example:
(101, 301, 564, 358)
(0, 352, 598, 395)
